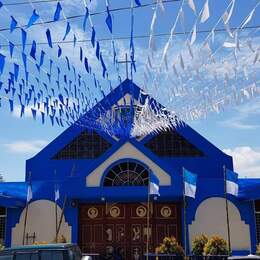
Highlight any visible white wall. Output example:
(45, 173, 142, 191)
(189, 197, 251, 251)
(86, 142, 171, 187)
(12, 200, 71, 246)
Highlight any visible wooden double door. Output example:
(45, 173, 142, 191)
(79, 202, 181, 259)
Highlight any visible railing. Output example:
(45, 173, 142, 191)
(82, 253, 100, 260)
(143, 254, 229, 260)
(143, 254, 184, 259)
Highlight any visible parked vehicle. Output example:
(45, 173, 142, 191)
(228, 256, 260, 260)
(0, 243, 88, 260)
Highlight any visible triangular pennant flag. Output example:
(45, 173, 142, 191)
(39, 50, 45, 67)
(30, 40, 37, 60)
(21, 29, 27, 52)
(96, 41, 100, 59)
(27, 9, 39, 28)
(14, 63, 19, 82)
(84, 57, 89, 73)
(91, 26, 96, 47)
(135, 0, 141, 6)
(54, 2, 62, 21)
(46, 29, 53, 48)
(73, 34, 77, 47)
(9, 42, 15, 58)
(22, 53, 27, 71)
(10, 16, 17, 33)
(0, 54, 6, 74)
(63, 22, 71, 41)
(105, 7, 113, 33)
(83, 7, 89, 31)
(200, 0, 210, 23)
(188, 0, 196, 14)
(190, 24, 197, 45)
(241, 7, 256, 29)
(58, 45, 62, 57)
(80, 47, 83, 62)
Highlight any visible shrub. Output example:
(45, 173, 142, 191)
(155, 236, 184, 256)
(203, 236, 229, 256)
(256, 243, 260, 255)
(192, 234, 208, 256)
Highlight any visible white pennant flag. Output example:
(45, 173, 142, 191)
(211, 29, 215, 43)
(188, 0, 196, 14)
(200, 0, 210, 23)
(241, 8, 256, 29)
(150, 9, 157, 32)
(179, 54, 185, 70)
(225, 0, 236, 24)
(190, 24, 197, 45)
(253, 51, 259, 64)
(158, 0, 165, 12)
(187, 42, 194, 59)
(223, 42, 236, 48)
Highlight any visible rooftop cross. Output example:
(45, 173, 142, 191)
(117, 53, 135, 79)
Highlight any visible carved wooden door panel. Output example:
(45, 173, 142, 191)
(79, 202, 181, 259)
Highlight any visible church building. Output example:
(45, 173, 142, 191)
(0, 79, 259, 258)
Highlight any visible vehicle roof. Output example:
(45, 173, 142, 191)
(2, 243, 78, 252)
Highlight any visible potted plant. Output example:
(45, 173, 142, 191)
(203, 235, 229, 257)
(155, 236, 184, 259)
(192, 234, 208, 259)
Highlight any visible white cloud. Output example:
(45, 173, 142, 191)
(3, 140, 48, 155)
(223, 146, 260, 178)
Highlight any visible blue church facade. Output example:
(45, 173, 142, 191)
(0, 79, 259, 258)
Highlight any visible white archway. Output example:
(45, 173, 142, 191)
(189, 197, 251, 251)
(12, 200, 71, 246)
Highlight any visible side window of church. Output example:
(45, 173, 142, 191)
(0, 207, 6, 246)
(255, 200, 260, 243)
(53, 130, 112, 160)
(144, 130, 204, 157)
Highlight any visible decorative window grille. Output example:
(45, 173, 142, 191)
(53, 130, 111, 160)
(103, 160, 149, 186)
(144, 130, 204, 157)
(0, 208, 6, 246)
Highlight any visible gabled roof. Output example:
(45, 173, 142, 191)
(27, 79, 232, 170)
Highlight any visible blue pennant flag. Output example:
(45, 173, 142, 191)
(84, 57, 89, 73)
(39, 50, 45, 67)
(83, 7, 89, 31)
(80, 47, 83, 62)
(30, 40, 37, 60)
(65, 56, 70, 71)
(41, 112, 45, 124)
(14, 63, 19, 82)
(46, 29, 53, 48)
(91, 26, 96, 47)
(149, 172, 160, 196)
(184, 168, 197, 199)
(58, 45, 62, 57)
(63, 22, 71, 41)
(73, 34, 77, 47)
(105, 7, 112, 33)
(100, 53, 107, 78)
(9, 42, 15, 58)
(10, 16, 17, 33)
(22, 53, 27, 71)
(21, 29, 27, 51)
(9, 99, 14, 112)
(54, 2, 62, 21)
(96, 41, 100, 60)
(225, 168, 238, 196)
(135, 0, 141, 6)
(0, 2, 2, 8)
(0, 53, 6, 75)
(27, 9, 39, 28)
(31, 108, 37, 120)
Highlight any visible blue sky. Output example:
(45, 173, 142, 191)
(0, 0, 259, 181)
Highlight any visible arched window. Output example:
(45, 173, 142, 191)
(103, 160, 149, 186)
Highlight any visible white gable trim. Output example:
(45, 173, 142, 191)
(86, 142, 171, 187)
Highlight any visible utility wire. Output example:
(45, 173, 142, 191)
(2, 0, 65, 5)
(1, 24, 259, 47)
(0, 0, 182, 32)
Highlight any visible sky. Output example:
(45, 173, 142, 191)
(0, 0, 259, 181)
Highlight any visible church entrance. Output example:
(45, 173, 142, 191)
(78, 202, 181, 259)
